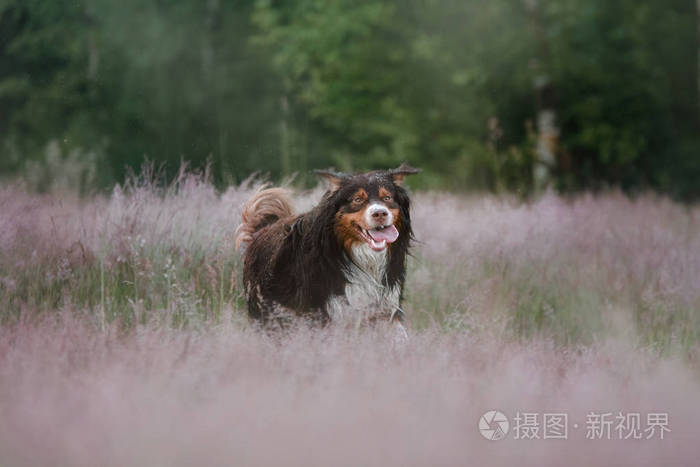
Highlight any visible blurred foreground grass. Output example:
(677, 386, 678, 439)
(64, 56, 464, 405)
(1, 170, 698, 357)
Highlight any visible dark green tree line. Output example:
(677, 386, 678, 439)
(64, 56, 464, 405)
(0, 0, 698, 198)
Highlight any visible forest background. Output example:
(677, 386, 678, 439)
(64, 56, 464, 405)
(1, 0, 698, 198)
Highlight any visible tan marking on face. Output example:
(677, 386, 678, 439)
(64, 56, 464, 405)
(378, 187, 401, 235)
(351, 188, 368, 205)
(391, 206, 401, 221)
(334, 189, 371, 253)
(382, 188, 402, 249)
(391, 208, 402, 231)
(378, 187, 393, 201)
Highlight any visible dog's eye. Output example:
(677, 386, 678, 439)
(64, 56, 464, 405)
(353, 197, 363, 203)
(383, 195, 392, 202)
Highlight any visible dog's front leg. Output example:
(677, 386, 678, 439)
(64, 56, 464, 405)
(390, 306, 409, 341)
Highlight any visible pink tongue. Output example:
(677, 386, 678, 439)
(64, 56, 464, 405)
(368, 225, 399, 243)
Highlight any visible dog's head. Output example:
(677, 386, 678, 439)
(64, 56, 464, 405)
(316, 163, 420, 254)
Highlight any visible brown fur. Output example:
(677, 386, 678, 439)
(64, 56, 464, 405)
(235, 186, 294, 251)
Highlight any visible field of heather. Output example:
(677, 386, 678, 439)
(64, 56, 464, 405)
(1, 172, 699, 466)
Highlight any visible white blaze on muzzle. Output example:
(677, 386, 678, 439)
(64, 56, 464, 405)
(361, 203, 398, 251)
(365, 203, 394, 227)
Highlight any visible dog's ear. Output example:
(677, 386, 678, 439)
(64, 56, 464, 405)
(315, 169, 347, 193)
(388, 163, 420, 186)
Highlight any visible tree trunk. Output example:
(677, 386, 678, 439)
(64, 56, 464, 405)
(524, 0, 559, 191)
(280, 95, 291, 176)
(697, 0, 700, 122)
(84, 2, 99, 81)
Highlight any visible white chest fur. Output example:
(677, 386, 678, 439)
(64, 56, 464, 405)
(327, 244, 400, 326)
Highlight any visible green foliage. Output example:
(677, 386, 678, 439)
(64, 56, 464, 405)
(253, 0, 699, 196)
(253, 0, 539, 191)
(542, 0, 700, 197)
(0, 0, 698, 197)
(0, 0, 284, 185)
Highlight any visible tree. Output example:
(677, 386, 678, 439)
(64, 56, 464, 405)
(0, 0, 285, 186)
(0, 0, 698, 198)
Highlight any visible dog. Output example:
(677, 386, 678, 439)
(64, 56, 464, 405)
(235, 164, 419, 332)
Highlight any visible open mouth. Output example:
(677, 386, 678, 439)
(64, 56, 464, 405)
(356, 224, 399, 251)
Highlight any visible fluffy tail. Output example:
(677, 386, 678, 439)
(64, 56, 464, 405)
(235, 186, 294, 251)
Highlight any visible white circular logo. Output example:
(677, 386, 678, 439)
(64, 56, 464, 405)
(479, 410, 509, 440)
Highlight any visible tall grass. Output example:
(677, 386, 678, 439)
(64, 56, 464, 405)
(1, 316, 699, 466)
(409, 192, 700, 352)
(1, 168, 251, 327)
(1, 170, 699, 465)
(5, 170, 697, 349)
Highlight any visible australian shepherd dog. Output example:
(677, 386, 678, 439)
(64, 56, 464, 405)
(235, 164, 419, 334)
